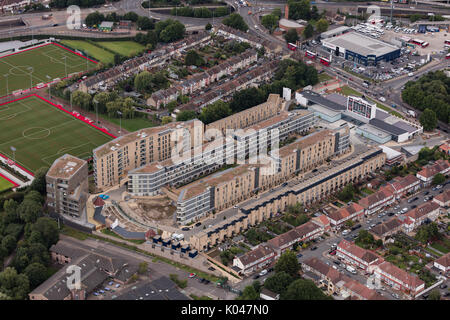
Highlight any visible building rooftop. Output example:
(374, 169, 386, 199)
(321, 26, 351, 38)
(300, 90, 347, 111)
(47, 154, 86, 179)
(321, 31, 399, 57)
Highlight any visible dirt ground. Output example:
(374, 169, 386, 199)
(124, 196, 177, 228)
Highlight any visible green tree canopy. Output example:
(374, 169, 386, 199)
(263, 271, 293, 295)
(0, 267, 30, 300)
(432, 173, 445, 185)
(223, 13, 249, 32)
(284, 28, 299, 44)
(274, 250, 300, 278)
(303, 23, 314, 39)
(282, 278, 331, 300)
(24, 262, 47, 289)
(261, 14, 279, 32)
(199, 101, 232, 124)
(176, 110, 198, 122)
(419, 108, 438, 131)
(316, 18, 329, 33)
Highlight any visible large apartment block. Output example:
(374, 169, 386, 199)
(126, 109, 316, 199)
(46, 154, 89, 219)
(190, 147, 386, 251)
(170, 126, 345, 224)
(93, 119, 204, 191)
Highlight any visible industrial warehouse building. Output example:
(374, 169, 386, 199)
(320, 32, 401, 66)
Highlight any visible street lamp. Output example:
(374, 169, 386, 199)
(117, 111, 122, 136)
(93, 98, 99, 124)
(27, 67, 33, 89)
(63, 56, 67, 77)
(10, 146, 16, 165)
(46, 75, 52, 99)
(3, 74, 8, 96)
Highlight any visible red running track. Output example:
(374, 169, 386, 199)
(0, 172, 20, 188)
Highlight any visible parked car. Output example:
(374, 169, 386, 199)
(310, 246, 318, 251)
(259, 269, 268, 276)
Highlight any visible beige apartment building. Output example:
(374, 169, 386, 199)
(92, 119, 204, 191)
(189, 147, 386, 251)
(205, 94, 285, 134)
(46, 154, 89, 219)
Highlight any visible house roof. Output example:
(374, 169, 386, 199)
(337, 239, 380, 264)
(405, 201, 440, 220)
(93, 196, 105, 207)
(370, 217, 403, 238)
(327, 202, 364, 223)
(434, 252, 450, 269)
(389, 174, 419, 192)
(417, 160, 450, 179)
(236, 244, 275, 267)
(434, 189, 450, 205)
(358, 185, 394, 209)
(377, 261, 424, 289)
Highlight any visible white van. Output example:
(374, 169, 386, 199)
(346, 265, 357, 274)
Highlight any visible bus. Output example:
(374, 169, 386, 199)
(446, 53, 450, 60)
(287, 43, 297, 51)
(319, 56, 330, 66)
(305, 50, 317, 59)
(410, 39, 429, 48)
(445, 40, 450, 46)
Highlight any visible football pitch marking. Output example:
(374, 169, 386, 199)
(42, 142, 95, 165)
(0, 99, 32, 121)
(22, 127, 51, 140)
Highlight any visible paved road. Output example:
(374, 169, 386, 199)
(59, 235, 237, 299)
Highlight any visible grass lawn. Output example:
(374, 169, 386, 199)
(430, 241, 450, 254)
(318, 73, 333, 83)
(96, 41, 146, 57)
(0, 176, 14, 192)
(60, 40, 115, 65)
(0, 43, 97, 97)
(361, 187, 374, 195)
(100, 228, 146, 244)
(98, 113, 158, 132)
(0, 95, 112, 172)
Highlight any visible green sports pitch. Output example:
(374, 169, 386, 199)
(0, 95, 113, 172)
(0, 176, 14, 192)
(0, 43, 97, 97)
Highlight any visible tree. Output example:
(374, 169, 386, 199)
(303, 23, 314, 39)
(415, 222, 441, 244)
(136, 16, 154, 30)
(419, 108, 438, 131)
(222, 13, 249, 32)
(229, 87, 267, 113)
(274, 250, 300, 278)
(85, 11, 104, 27)
(123, 11, 139, 22)
(2, 235, 16, 254)
(176, 110, 197, 122)
(161, 116, 173, 125)
(428, 289, 441, 300)
(17, 199, 42, 224)
(185, 50, 204, 67)
(272, 8, 282, 19)
(157, 20, 186, 43)
(238, 284, 259, 300)
(282, 278, 331, 300)
(0, 267, 30, 300)
(263, 271, 293, 295)
(29, 167, 49, 195)
(284, 29, 299, 44)
(24, 191, 44, 205)
(432, 173, 445, 185)
(30, 217, 59, 249)
(138, 262, 148, 275)
(24, 262, 47, 289)
(3, 199, 19, 224)
(199, 100, 232, 124)
(72, 91, 92, 111)
(134, 71, 153, 93)
(205, 22, 212, 30)
(261, 14, 279, 32)
(316, 18, 329, 33)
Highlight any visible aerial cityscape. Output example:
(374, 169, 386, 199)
(0, 0, 448, 306)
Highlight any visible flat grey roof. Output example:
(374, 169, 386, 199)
(393, 121, 418, 134)
(325, 93, 348, 108)
(369, 118, 408, 136)
(322, 32, 399, 57)
(309, 104, 341, 118)
(301, 90, 346, 111)
(321, 26, 351, 38)
(358, 124, 391, 139)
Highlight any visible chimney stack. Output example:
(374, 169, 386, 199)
(285, 4, 289, 19)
